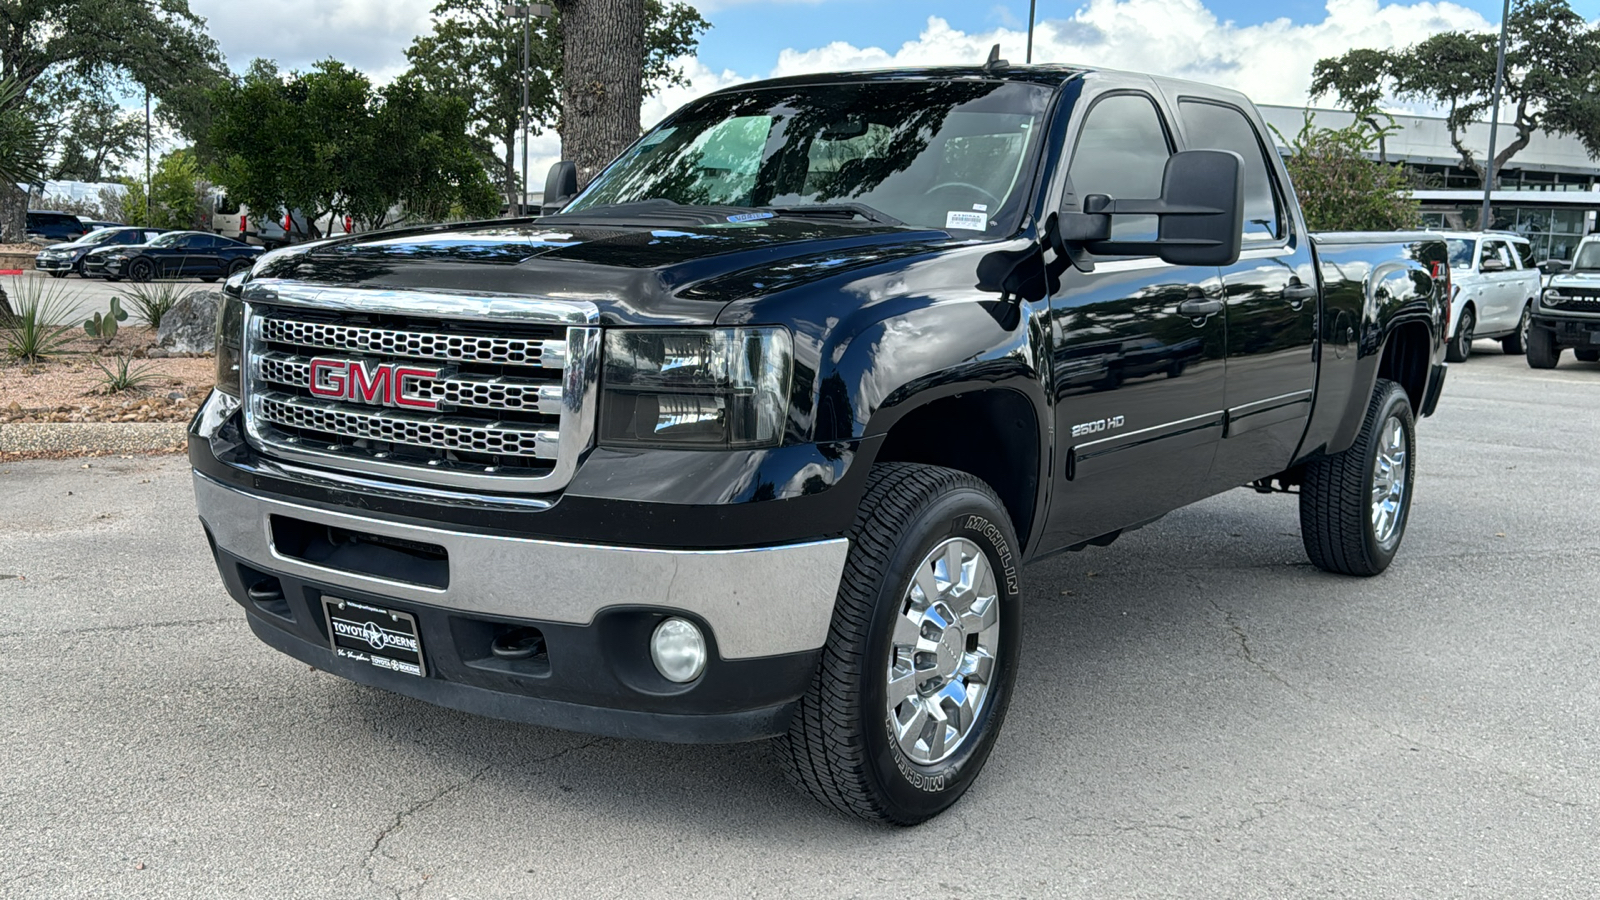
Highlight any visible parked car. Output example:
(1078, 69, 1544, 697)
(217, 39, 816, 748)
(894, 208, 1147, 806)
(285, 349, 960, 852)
(23, 210, 90, 243)
(1529, 235, 1600, 368)
(1442, 231, 1543, 360)
(88, 231, 263, 283)
(33, 227, 166, 278)
(192, 61, 1449, 825)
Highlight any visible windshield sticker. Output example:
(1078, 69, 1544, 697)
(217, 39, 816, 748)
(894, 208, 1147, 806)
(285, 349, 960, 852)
(972, 204, 989, 212)
(946, 211, 988, 231)
(726, 211, 776, 223)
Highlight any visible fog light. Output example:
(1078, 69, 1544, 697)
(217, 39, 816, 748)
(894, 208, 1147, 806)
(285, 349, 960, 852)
(650, 617, 707, 683)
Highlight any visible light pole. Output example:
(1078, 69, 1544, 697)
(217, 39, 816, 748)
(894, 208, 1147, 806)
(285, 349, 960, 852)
(1481, 0, 1512, 231)
(1026, 0, 1037, 64)
(501, 3, 552, 216)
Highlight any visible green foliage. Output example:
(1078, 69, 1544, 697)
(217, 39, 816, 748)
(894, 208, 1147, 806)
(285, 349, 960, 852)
(94, 355, 158, 394)
(120, 149, 202, 230)
(0, 78, 49, 189)
(84, 297, 130, 345)
(118, 283, 190, 329)
(3, 277, 78, 363)
(208, 59, 499, 231)
(39, 86, 146, 183)
(403, 0, 709, 204)
(1311, 0, 1600, 183)
(1276, 112, 1423, 233)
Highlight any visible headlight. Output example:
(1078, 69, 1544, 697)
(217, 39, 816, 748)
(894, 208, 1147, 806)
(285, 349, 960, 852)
(599, 327, 792, 450)
(214, 287, 246, 397)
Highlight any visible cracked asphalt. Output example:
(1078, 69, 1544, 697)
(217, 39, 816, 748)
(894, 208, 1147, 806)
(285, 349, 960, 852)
(3, 350, 1599, 899)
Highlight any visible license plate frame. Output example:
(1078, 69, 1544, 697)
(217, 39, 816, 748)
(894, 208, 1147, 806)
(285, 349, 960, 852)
(321, 596, 427, 677)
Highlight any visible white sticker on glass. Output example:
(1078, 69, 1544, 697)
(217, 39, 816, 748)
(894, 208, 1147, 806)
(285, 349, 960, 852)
(972, 203, 989, 212)
(946, 211, 988, 230)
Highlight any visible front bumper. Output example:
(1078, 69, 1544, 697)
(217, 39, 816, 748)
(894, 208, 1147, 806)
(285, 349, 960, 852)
(191, 394, 855, 743)
(1534, 313, 1600, 346)
(34, 254, 75, 271)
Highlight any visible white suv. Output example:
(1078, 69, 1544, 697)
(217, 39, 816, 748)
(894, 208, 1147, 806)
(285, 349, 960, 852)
(1442, 232, 1543, 361)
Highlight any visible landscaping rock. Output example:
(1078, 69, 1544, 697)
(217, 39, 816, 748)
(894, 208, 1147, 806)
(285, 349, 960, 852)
(156, 290, 221, 355)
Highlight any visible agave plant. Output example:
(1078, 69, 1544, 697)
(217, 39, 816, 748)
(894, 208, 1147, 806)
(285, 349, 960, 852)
(2, 276, 78, 363)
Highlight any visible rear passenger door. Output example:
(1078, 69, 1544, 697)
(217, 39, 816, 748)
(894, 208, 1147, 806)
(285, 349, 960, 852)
(1041, 82, 1228, 552)
(1174, 97, 1319, 491)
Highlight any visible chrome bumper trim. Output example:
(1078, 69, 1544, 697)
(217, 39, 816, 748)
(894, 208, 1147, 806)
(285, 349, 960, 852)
(194, 472, 848, 659)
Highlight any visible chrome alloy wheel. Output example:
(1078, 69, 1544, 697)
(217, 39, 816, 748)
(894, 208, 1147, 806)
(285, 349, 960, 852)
(886, 537, 1001, 766)
(1370, 415, 1409, 545)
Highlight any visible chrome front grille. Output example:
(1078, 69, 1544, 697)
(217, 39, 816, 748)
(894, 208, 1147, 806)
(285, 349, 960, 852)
(238, 281, 600, 495)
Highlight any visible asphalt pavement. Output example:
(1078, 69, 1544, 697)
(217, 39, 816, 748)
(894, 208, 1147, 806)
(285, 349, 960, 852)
(2, 348, 1598, 899)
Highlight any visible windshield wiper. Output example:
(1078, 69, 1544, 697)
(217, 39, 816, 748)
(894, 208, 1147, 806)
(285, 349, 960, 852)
(765, 203, 903, 226)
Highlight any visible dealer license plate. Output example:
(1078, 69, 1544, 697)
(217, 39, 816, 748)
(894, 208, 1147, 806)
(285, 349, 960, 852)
(322, 597, 426, 677)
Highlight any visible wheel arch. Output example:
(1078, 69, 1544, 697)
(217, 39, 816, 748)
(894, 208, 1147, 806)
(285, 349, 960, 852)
(1376, 318, 1433, 413)
(866, 385, 1047, 555)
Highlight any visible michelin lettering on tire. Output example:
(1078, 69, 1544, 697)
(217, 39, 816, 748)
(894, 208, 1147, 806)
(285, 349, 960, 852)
(963, 515, 1019, 597)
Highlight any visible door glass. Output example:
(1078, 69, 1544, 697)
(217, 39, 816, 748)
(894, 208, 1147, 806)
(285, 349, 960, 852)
(1177, 101, 1284, 241)
(1068, 93, 1172, 241)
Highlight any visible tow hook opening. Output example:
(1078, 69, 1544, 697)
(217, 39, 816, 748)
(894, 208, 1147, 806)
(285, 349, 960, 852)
(491, 626, 546, 661)
(239, 565, 292, 620)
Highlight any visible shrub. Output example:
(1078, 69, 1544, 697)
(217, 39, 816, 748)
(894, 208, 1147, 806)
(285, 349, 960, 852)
(2, 276, 77, 363)
(119, 282, 191, 328)
(94, 355, 158, 394)
(1274, 110, 1422, 233)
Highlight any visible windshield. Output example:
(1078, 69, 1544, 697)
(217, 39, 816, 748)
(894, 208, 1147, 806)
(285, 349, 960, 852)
(1572, 242, 1600, 271)
(565, 80, 1053, 235)
(1446, 238, 1477, 270)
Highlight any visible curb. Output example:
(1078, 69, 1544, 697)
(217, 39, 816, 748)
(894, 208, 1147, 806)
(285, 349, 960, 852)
(0, 422, 188, 456)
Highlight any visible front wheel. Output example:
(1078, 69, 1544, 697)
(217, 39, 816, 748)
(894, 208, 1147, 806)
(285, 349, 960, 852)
(774, 463, 1022, 825)
(1501, 304, 1531, 355)
(1527, 326, 1560, 369)
(1445, 306, 1475, 362)
(1300, 379, 1416, 576)
(126, 258, 155, 283)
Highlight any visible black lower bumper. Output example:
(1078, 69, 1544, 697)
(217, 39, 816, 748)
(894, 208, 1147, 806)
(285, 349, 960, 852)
(1534, 314, 1600, 347)
(207, 539, 819, 743)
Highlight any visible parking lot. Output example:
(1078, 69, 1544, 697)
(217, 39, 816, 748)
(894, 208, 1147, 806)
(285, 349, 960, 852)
(2, 349, 1597, 899)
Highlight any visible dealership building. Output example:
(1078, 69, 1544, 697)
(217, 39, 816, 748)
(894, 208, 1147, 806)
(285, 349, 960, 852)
(1261, 105, 1600, 262)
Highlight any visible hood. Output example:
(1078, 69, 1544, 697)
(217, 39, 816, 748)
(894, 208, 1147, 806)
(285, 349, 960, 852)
(249, 218, 957, 326)
(1551, 270, 1600, 284)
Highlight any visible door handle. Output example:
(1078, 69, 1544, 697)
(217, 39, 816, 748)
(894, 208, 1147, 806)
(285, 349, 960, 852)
(1178, 294, 1223, 318)
(1282, 281, 1316, 309)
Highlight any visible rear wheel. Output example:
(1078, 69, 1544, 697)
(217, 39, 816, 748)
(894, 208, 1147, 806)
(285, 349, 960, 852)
(1501, 304, 1531, 354)
(1445, 306, 1474, 362)
(1526, 326, 1560, 369)
(1576, 348, 1600, 363)
(774, 463, 1022, 825)
(1300, 379, 1416, 577)
(227, 259, 253, 276)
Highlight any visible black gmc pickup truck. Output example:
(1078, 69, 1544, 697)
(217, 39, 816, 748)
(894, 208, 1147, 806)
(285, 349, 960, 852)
(191, 61, 1449, 825)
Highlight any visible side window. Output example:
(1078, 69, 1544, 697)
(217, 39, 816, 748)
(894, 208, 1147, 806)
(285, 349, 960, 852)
(118, 231, 141, 244)
(1514, 241, 1535, 269)
(1485, 240, 1512, 268)
(1068, 93, 1173, 241)
(1177, 100, 1284, 241)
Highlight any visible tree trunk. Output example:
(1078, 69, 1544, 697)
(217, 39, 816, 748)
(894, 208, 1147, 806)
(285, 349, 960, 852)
(558, 0, 646, 187)
(0, 183, 25, 244)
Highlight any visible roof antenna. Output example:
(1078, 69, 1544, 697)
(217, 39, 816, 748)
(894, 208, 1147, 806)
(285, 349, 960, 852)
(983, 43, 1009, 73)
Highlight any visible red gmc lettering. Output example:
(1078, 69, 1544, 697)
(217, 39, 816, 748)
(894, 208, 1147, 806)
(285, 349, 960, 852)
(305, 358, 442, 411)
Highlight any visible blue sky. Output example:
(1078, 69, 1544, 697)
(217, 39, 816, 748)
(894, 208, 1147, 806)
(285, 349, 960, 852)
(691, 0, 1600, 75)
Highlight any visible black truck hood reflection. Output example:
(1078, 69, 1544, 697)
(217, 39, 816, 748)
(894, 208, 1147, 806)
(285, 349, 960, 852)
(252, 218, 956, 326)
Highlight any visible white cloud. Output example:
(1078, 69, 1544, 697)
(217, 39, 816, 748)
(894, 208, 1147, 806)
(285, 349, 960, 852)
(191, 0, 437, 82)
(760, 0, 1495, 109)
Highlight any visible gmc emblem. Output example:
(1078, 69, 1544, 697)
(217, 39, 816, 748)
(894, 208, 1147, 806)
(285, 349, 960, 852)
(307, 357, 443, 411)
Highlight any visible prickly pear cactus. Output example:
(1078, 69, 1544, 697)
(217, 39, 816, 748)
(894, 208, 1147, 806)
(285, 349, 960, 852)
(84, 298, 128, 343)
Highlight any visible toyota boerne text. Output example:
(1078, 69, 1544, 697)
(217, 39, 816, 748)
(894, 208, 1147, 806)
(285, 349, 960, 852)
(190, 59, 1449, 825)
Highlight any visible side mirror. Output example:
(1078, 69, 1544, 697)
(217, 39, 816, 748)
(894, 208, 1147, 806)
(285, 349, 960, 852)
(1052, 149, 1245, 268)
(1479, 257, 1507, 273)
(541, 161, 579, 215)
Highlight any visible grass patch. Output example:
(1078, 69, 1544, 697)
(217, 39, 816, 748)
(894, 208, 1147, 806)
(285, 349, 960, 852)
(94, 355, 160, 394)
(118, 282, 193, 329)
